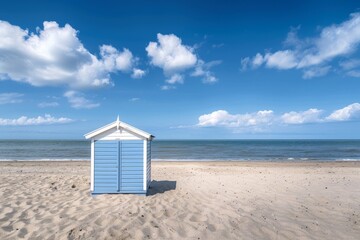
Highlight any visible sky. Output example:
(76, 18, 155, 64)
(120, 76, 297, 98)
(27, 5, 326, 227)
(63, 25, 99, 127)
(0, 0, 360, 139)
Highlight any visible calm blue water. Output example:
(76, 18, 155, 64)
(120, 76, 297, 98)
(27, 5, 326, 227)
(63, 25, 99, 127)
(0, 140, 359, 161)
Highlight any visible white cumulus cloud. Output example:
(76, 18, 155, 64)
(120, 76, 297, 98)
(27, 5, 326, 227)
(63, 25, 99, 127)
(146, 33, 220, 88)
(242, 13, 360, 78)
(198, 110, 274, 128)
(131, 68, 146, 79)
(326, 103, 360, 121)
(97, 45, 135, 73)
(64, 91, 100, 109)
(194, 103, 360, 132)
(0, 93, 23, 104)
(265, 50, 298, 69)
(146, 33, 197, 73)
(0, 114, 73, 126)
(281, 109, 323, 124)
(0, 20, 142, 89)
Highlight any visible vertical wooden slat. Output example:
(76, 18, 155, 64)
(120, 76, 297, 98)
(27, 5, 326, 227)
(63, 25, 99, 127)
(118, 141, 120, 192)
(148, 141, 151, 188)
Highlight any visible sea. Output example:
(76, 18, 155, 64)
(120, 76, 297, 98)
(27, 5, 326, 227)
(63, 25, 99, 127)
(0, 139, 360, 162)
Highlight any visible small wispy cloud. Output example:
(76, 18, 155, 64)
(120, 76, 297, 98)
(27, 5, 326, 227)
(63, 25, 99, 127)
(0, 114, 73, 126)
(129, 97, 140, 102)
(212, 43, 224, 48)
(302, 66, 331, 79)
(161, 85, 176, 91)
(64, 91, 100, 109)
(38, 101, 59, 108)
(0, 93, 23, 105)
(166, 74, 184, 84)
(191, 60, 221, 83)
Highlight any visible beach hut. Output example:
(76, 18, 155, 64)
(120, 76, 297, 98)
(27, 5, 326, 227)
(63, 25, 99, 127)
(84, 117, 154, 195)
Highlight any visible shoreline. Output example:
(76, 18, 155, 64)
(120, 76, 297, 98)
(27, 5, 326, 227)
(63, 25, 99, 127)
(0, 160, 359, 172)
(0, 158, 360, 163)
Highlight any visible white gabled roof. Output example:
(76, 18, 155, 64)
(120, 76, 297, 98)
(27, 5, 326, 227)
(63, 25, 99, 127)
(84, 117, 154, 140)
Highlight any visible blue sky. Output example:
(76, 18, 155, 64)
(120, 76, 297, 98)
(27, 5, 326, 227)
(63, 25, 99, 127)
(0, 0, 360, 139)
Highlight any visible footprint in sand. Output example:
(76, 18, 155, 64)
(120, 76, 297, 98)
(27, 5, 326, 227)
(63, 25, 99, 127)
(17, 227, 28, 238)
(207, 223, 216, 232)
(1, 225, 13, 233)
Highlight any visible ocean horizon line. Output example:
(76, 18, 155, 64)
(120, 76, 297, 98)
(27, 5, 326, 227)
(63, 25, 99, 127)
(0, 138, 360, 141)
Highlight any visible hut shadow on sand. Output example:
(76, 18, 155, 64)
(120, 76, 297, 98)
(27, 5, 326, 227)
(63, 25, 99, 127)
(147, 180, 176, 196)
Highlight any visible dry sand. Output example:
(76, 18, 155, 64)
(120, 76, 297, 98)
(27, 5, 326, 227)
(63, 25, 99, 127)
(0, 161, 359, 240)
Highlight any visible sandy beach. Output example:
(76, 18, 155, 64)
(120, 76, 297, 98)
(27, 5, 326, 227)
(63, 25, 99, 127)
(0, 161, 359, 239)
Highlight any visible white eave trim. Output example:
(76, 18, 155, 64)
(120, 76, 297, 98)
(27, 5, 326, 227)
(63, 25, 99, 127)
(84, 121, 117, 139)
(84, 120, 154, 140)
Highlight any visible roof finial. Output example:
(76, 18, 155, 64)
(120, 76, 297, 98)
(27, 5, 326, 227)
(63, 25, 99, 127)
(116, 115, 120, 130)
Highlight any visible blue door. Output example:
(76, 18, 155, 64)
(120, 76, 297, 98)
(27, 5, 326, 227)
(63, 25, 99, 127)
(94, 141, 119, 193)
(120, 140, 144, 193)
(94, 140, 144, 194)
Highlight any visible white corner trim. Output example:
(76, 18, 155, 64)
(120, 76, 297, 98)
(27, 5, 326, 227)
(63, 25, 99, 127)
(84, 121, 117, 139)
(91, 140, 94, 192)
(143, 140, 147, 191)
